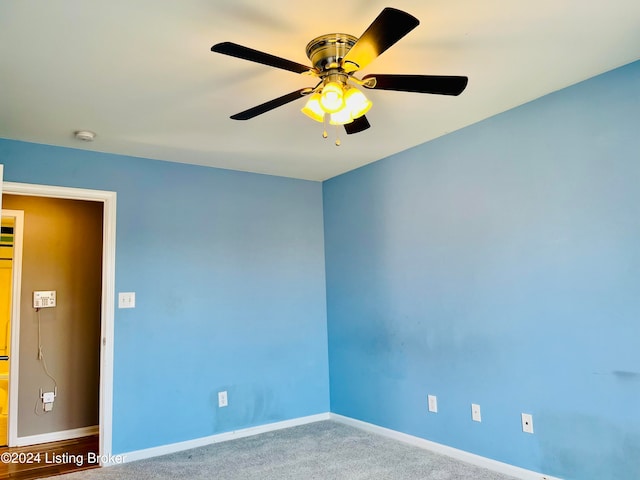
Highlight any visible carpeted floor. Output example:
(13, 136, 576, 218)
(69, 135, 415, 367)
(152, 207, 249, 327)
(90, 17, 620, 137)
(53, 421, 520, 479)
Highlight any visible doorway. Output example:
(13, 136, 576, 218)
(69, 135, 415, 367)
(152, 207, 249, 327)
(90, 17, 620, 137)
(1, 182, 115, 464)
(0, 210, 23, 446)
(2, 195, 102, 448)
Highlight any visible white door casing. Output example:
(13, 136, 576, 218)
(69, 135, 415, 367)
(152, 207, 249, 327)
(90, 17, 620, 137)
(1, 181, 116, 462)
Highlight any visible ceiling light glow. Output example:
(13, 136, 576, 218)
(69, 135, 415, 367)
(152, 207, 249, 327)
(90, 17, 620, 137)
(319, 82, 345, 113)
(301, 82, 372, 128)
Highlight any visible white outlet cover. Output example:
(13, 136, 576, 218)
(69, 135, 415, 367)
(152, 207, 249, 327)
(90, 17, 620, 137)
(522, 413, 534, 433)
(428, 395, 438, 413)
(218, 390, 228, 408)
(472, 403, 482, 422)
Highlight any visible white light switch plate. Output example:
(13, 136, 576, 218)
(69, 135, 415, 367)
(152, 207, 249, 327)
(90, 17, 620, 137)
(218, 391, 228, 407)
(118, 292, 136, 309)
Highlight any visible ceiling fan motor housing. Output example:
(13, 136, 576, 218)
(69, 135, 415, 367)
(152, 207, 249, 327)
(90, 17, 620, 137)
(305, 34, 358, 71)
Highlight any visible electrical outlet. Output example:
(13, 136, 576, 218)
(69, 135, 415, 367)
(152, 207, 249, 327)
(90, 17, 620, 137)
(218, 390, 228, 408)
(522, 413, 534, 433)
(428, 395, 438, 413)
(472, 403, 482, 422)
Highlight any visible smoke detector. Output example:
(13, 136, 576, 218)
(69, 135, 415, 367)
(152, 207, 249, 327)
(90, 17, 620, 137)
(74, 130, 96, 142)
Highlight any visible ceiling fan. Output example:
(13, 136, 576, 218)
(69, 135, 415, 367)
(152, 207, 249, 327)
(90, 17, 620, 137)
(211, 7, 468, 143)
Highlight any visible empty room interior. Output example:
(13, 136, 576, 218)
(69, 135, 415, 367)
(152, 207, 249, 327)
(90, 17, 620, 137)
(0, 1, 639, 480)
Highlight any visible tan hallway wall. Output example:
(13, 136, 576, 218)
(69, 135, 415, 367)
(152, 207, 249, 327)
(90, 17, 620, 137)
(2, 194, 102, 438)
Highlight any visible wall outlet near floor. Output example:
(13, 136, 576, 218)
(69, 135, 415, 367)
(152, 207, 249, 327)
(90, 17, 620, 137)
(521, 413, 534, 433)
(427, 395, 438, 413)
(218, 390, 228, 408)
(471, 403, 482, 422)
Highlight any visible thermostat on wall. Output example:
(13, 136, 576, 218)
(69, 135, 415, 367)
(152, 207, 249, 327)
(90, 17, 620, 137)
(33, 290, 57, 308)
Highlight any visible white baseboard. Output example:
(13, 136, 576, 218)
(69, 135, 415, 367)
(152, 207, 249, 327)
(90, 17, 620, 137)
(15, 425, 99, 447)
(117, 413, 331, 466)
(330, 414, 562, 480)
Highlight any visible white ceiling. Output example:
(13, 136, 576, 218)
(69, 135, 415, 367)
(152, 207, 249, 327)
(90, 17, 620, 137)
(1, 1, 639, 181)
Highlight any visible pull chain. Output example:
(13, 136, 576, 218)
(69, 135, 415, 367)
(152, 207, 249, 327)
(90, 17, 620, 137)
(319, 116, 341, 146)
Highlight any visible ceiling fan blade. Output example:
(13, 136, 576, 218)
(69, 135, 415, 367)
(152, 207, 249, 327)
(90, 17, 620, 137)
(230, 89, 310, 120)
(344, 115, 371, 135)
(342, 8, 419, 73)
(212, 42, 312, 74)
(362, 74, 469, 96)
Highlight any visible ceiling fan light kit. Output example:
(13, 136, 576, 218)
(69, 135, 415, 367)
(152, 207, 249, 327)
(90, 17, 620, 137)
(211, 7, 468, 145)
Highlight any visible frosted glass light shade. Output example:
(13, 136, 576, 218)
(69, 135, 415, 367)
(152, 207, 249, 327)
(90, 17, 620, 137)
(329, 108, 354, 125)
(320, 82, 345, 113)
(344, 87, 372, 119)
(301, 93, 325, 122)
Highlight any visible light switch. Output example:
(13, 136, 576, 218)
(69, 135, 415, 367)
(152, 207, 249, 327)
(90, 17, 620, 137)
(118, 292, 136, 309)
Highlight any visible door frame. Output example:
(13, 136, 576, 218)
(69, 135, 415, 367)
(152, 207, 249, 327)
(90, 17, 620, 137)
(2, 182, 116, 461)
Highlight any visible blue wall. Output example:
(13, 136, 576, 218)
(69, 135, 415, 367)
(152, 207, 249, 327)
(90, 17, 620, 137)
(0, 141, 329, 454)
(323, 60, 640, 480)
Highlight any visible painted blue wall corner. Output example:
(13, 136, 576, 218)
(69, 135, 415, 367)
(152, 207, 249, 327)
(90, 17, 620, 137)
(323, 60, 640, 480)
